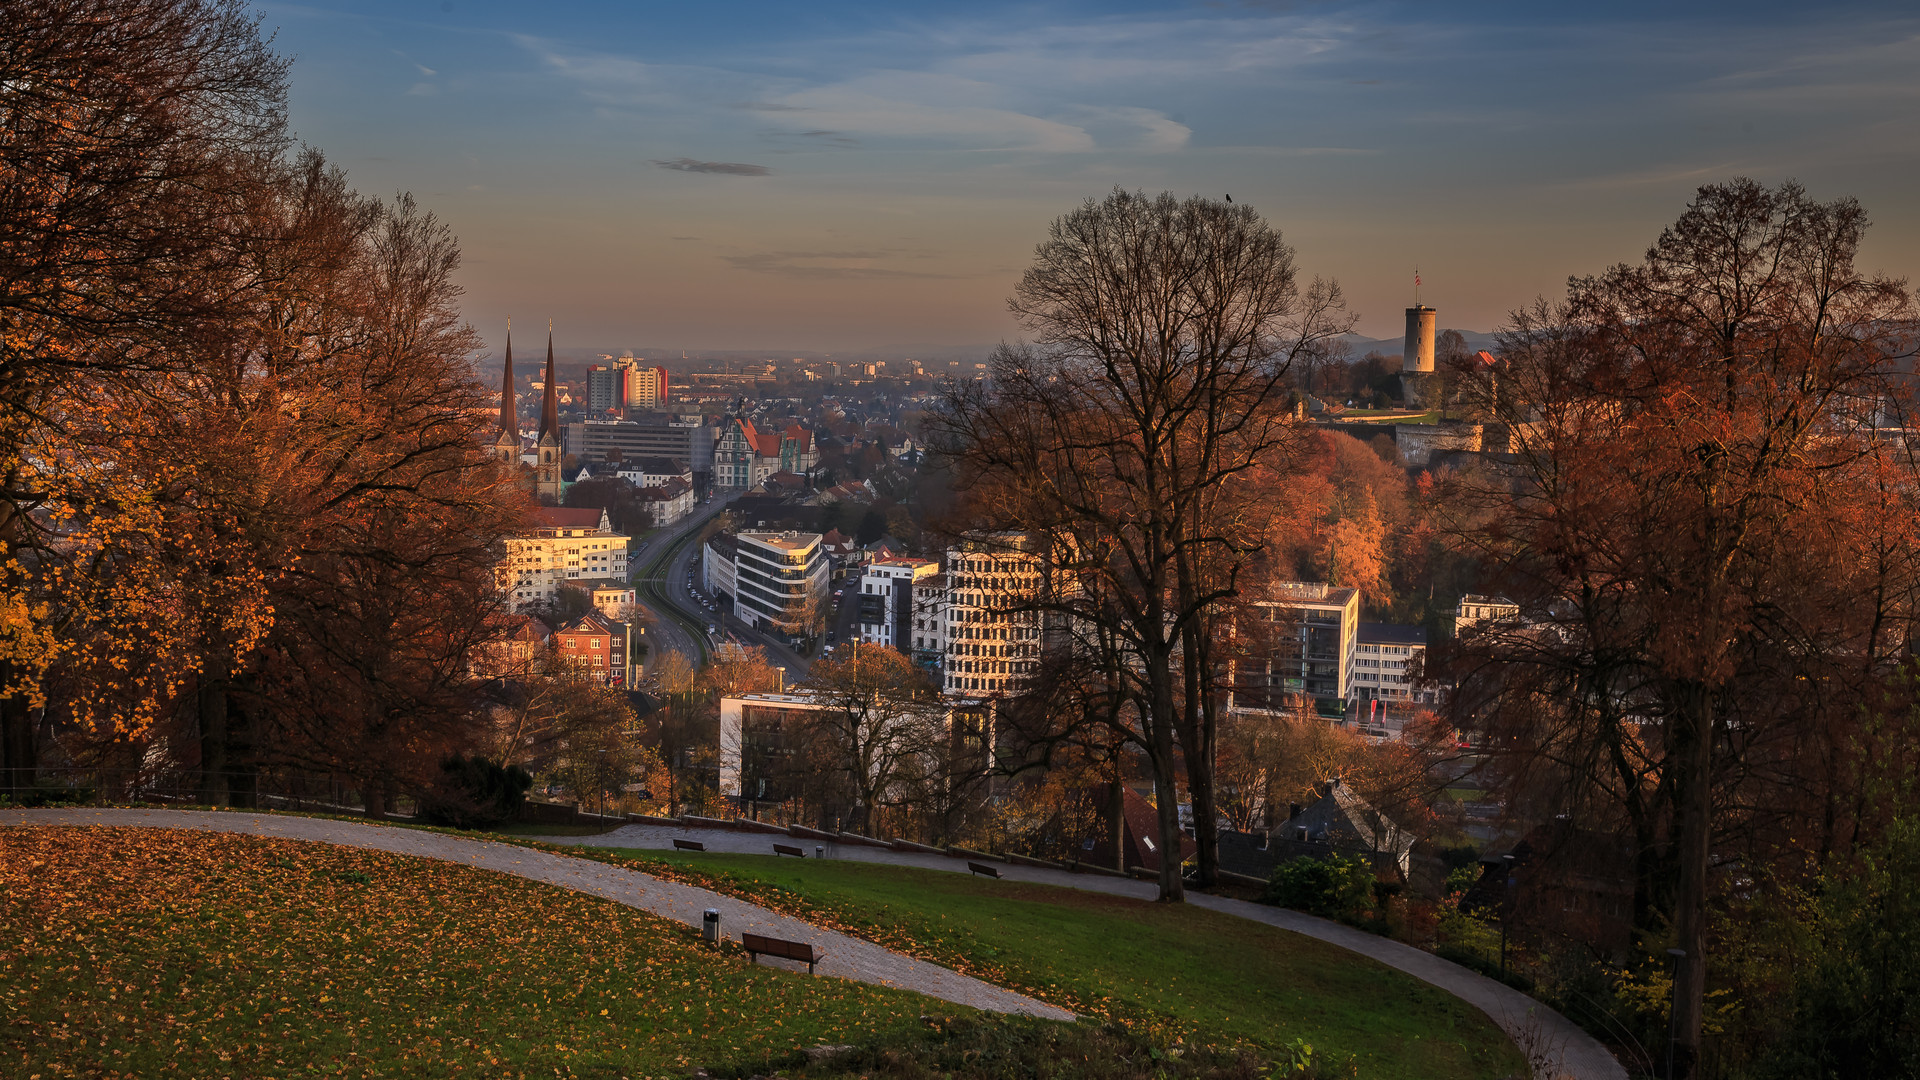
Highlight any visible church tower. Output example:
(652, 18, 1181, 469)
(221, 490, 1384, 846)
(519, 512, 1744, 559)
(491, 320, 521, 468)
(534, 322, 565, 501)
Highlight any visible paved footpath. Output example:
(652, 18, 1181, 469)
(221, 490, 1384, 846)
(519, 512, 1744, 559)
(0, 809, 1070, 1022)
(551, 823, 1629, 1080)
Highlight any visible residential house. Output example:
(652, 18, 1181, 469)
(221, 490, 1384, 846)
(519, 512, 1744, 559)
(498, 507, 631, 614)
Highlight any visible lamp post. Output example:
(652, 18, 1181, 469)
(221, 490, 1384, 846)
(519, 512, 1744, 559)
(1500, 853, 1516, 981)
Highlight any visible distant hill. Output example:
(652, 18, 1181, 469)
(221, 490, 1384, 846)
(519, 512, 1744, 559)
(1337, 329, 1501, 358)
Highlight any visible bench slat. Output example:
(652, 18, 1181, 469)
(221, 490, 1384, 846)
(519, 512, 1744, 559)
(967, 861, 1001, 879)
(741, 932, 823, 974)
(773, 843, 804, 857)
(672, 838, 705, 852)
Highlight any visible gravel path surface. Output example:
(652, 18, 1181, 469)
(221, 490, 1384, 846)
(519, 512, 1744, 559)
(0, 808, 1070, 1021)
(553, 822, 1629, 1080)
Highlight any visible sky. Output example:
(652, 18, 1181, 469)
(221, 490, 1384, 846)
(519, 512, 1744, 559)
(264, 0, 1920, 355)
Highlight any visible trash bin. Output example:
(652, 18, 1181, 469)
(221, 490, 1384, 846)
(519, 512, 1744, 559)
(702, 909, 720, 945)
(815, 845, 825, 859)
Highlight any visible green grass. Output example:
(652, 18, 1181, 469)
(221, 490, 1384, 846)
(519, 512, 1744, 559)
(1, 826, 948, 1079)
(596, 851, 1525, 1080)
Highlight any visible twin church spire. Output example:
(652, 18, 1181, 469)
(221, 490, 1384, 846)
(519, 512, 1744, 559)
(496, 318, 564, 500)
(496, 317, 559, 445)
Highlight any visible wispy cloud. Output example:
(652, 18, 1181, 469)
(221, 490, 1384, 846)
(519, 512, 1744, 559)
(656, 158, 771, 176)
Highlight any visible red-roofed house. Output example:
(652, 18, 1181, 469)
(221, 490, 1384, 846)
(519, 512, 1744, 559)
(553, 611, 635, 687)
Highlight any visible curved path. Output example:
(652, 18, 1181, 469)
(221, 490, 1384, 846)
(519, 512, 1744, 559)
(0, 808, 1069, 1021)
(550, 822, 1629, 1080)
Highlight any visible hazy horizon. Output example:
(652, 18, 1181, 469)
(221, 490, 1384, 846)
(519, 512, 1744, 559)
(270, 0, 1920, 354)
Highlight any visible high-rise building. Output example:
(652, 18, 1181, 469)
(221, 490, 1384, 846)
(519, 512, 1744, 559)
(586, 365, 620, 414)
(613, 354, 670, 412)
(936, 544, 1045, 699)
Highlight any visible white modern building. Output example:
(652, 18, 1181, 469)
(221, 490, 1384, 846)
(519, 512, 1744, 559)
(856, 557, 940, 649)
(1353, 623, 1432, 705)
(705, 531, 828, 642)
(1230, 582, 1361, 716)
(937, 544, 1045, 699)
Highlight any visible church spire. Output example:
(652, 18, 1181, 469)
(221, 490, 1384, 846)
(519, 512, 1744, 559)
(498, 318, 515, 433)
(538, 320, 558, 443)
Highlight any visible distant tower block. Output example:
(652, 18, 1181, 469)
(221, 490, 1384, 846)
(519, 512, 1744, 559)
(1404, 306, 1437, 373)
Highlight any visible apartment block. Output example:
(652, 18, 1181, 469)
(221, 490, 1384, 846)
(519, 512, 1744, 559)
(498, 507, 631, 613)
(1230, 583, 1361, 716)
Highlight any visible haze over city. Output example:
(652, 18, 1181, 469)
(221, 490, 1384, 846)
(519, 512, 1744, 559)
(271, 0, 1920, 353)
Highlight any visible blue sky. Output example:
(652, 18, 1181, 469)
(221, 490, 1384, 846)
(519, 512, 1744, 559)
(265, 0, 1920, 353)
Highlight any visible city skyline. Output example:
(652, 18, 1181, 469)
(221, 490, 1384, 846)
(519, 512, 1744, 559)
(275, 0, 1920, 352)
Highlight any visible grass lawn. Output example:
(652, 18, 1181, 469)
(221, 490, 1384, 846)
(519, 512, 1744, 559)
(597, 851, 1525, 1080)
(0, 827, 945, 1079)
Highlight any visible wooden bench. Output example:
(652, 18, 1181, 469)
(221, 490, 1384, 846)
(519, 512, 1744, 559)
(772, 843, 805, 858)
(741, 932, 824, 974)
(967, 861, 1001, 879)
(672, 838, 705, 852)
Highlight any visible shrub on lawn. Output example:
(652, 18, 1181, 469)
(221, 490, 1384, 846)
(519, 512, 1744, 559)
(1263, 854, 1377, 924)
(419, 754, 532, 828)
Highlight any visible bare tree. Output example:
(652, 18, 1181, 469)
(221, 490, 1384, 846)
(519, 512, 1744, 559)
(797, 642, 942, 836)
(935, 189, 1352, 897)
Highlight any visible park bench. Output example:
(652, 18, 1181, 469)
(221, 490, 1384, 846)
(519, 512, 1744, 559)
(672, 838, 705, 852)
(773, 842, 805, 858)
(967, 861, 1001, 879)
(741, 932, 824, 974)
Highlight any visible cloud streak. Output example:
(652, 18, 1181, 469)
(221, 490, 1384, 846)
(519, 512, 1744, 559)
(655, 158, 772, 176)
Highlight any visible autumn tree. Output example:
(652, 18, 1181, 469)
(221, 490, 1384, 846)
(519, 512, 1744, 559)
(0, 0, 288, 794)
(935, 189, 1352, 897)
(1439, 179, 1916, 1075)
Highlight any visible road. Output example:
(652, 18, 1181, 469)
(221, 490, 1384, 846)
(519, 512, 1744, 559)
(630, 498, 732, 670)
(630, 495, 820, 685)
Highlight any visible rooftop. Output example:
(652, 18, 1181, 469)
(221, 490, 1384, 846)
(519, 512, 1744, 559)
(738, 530, 820, 552)
(1359, 622, 1428, 646)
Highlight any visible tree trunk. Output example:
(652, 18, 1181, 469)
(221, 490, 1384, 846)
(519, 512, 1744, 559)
(1180, 624, 1222, 888)
(1147, 662, 1186, 903)
(0, 679, 35, 798)
(1667, 682, 1715, 1079)
(198, 679, 229, 806)
(1108, 776, 1126, 872)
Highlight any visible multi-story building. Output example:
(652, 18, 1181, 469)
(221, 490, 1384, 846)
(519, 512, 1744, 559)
(704, 531, 828, 643)
(565, 418, 714, 493)
(634, 476, 696, 527)
(1353, 623, 1431, 705)
(909, 573, 948, 669)
(553, 610, 635, 687)
(938, 544, 1044, 699)
(613, 356, 670, 412)
(585, 365, 621, 414)
(1455, 594, 1521, 637)
(856, 557, 940, 651)
(498, 507, 631, 613)
(714, 417, 759, 490)
(1230, 582, 1361, 716)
